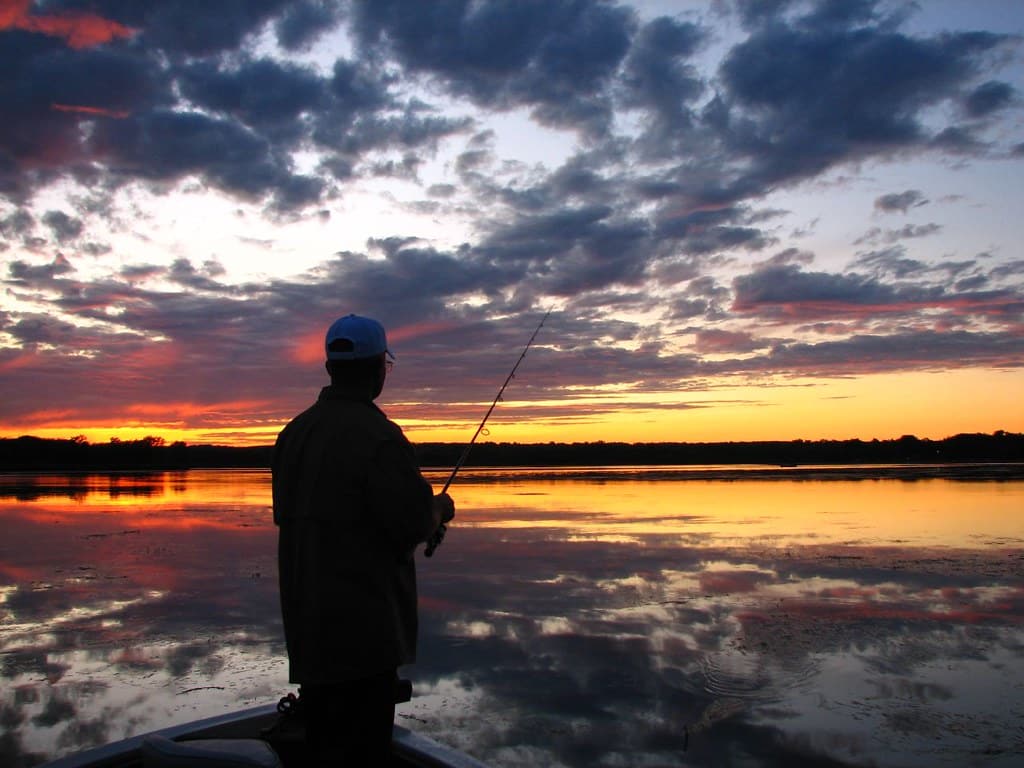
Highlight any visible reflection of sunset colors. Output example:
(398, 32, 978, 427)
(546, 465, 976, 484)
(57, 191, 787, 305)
(0, 471, 271, 529)
(437, 469, 1024, 547)
(1, 468, 1022, 766)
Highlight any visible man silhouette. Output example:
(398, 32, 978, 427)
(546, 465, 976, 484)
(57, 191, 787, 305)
(273, 314, 454, 765)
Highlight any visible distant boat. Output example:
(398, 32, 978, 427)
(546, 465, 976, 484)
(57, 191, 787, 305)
(41, 698, 487, 768)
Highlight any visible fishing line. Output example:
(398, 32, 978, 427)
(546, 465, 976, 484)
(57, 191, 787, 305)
(425, 309, 551, 557)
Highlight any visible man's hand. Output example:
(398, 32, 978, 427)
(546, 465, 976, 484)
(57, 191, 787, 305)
(432, 492, 455, 526)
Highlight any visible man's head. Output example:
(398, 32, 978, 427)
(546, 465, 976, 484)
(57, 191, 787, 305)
(324, 314, 394, 397)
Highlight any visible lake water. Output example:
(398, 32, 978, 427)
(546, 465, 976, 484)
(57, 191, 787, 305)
(1, 467, 1022, 767)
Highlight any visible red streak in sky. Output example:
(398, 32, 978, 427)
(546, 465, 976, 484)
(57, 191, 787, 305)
(0, 349, 42, 372)
(388, 320, 459, 344)
(1, 0, 134, 48)
(292, 326, 328, 364)
(52, 103, 130, 119)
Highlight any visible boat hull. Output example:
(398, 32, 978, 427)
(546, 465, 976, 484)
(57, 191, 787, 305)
(40, 703, 487, 768)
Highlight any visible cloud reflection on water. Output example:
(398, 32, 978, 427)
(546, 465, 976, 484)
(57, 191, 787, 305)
(415, 534, 1023, 766)
(0, 469, 1022, 767)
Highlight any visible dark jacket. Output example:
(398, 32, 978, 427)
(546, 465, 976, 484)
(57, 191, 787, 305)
(272, 386, 436, 684)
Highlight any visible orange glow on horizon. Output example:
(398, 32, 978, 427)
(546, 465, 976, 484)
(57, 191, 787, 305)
(1, 369, 1020, 448)
(0, 398, 283, 447)
(0, 423, 283, 448)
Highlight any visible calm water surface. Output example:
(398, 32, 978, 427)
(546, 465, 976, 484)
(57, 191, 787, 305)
(1, 467, 1022, 767)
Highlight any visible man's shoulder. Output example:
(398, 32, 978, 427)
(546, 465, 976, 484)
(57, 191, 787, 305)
(277, 396, 402, 443)
(275, 401, 320, 438)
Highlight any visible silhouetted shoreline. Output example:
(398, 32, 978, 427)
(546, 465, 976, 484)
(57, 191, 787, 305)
(1, 433, 1022, 475)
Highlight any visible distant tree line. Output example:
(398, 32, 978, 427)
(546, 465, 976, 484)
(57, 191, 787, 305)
(1, 432, 1022, 471)
(416, 431, 1024, 468)
(0, 435, 272, 471)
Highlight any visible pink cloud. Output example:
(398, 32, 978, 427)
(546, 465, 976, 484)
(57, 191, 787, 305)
(1, 0, 134, 49)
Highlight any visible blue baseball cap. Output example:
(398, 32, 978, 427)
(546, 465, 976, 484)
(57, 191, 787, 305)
(325, 314, 395, 361)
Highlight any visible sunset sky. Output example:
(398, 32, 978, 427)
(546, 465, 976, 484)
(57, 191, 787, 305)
(2, 0, 1023, 447)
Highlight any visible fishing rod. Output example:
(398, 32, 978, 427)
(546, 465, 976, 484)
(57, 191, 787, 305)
(425, 309, 551, 557)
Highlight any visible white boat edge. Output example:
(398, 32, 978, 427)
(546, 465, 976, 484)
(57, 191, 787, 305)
(39, 703, 489, 768)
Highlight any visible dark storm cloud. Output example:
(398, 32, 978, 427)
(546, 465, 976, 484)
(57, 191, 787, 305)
(0, 2, 468, 210)
(91, 110, 299, 200)
(874, 190, 928, 213)
(119, 264, 163, 282)
(2, 0, 1015, 212)
(733, 329, 1024, 375)
(651, 204, 749, 237)
(854, 223, 942, 247)
(885, 223, 942, 240)
(460, 176, 778, 298)
(6, 254, 75, 285)
(347, 110, 474, 158)
(0, 208, 35, 239)
(177, 58, 328, 144)
(732, 262, 1023, 325)
(674, 225, 770, 255)
(350, 0, 635, 135)
(6, 313, 78, 346)
(0, 27, 172, 197)
(734, 264, 900, 314)
(685, 275, 731, 303)
(852, 246, 929, 278)
(701, 5, 1014, 204)
(478, 205, 618, 263)
(964, 80, 1015, 117)
(42, 210, 83, 242)
(619, 16, 707, 156)
(274, 0, 346, 51)
(331, 242, 504, 311)
(309, 58, 473, 159)
(991, 259, 1024, 281)
(930, 124, 983, 153)
(470, 203, 663, 294)
(166, 259, 231, 291)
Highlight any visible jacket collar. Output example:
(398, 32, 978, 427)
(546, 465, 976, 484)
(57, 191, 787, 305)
(317, 386, 385, 415)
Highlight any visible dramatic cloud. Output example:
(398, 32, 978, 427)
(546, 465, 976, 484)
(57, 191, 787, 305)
(350, 0, 636, 135)
(1, 0, 1023, 443)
